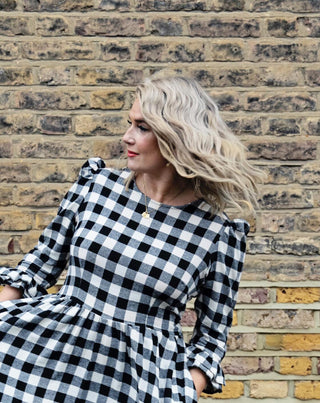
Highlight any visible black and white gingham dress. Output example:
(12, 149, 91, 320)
(0, 158, 249, 402)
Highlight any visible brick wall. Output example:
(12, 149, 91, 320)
(0, 0, 319, 401)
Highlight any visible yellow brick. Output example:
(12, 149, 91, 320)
(202, 381, 244, 399)
(265, 334, 283, 350)
(232, 311, 238, 326)
(279, 357, 312, 375)
(283, 334, 320, 351)
(277, 287, 320, 303)
(250, 381, 288, 398)
(295, 381, 320, 400)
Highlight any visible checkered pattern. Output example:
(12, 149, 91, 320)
(0, 158, 249, 401)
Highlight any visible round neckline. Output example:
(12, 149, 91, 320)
(132, 177, 204, 210)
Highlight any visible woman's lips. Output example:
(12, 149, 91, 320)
(127, 151, 139, 157)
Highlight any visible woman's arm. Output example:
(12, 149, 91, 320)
(190, 367, 208, 400)
(0, 285, 23, 302)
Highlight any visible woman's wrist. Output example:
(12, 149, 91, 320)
(189, 367, 208, 399)
(0, 285, 23, 302)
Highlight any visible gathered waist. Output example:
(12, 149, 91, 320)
(61, 293, 183, 336)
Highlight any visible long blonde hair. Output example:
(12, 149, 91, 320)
(127, 76, 262, 214)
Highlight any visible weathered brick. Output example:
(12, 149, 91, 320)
(16, 90, 87, 110)
(268, 17, 320, 38)
(0, 17, 31, 36)
(304, 118, 320, 135)
(248, 42, 318, 63)
(75, 18, 145, 37)
(75, 67, 143, 86)
(90, 90, 126, 110)
(260, 213, 295, 233)
(0, 211, 33, 231)
(38, 67, 73, 86)
(92, 138, 123, 160)
(0, 186, 15, 206)
(191, 67, 260, 87)
(245, 94, 316, 112)
(135, 0, 206, 11)
(295, 381, 320, 400)
(209, 0, 245, 11)
(30, 161, 76, 183)
(244, 259, 307, 282)
(250, 380, 288, 398)
(211, 92, 240, 111)
(38, 116, 72, 135)
(299, 162, 320, 185)
(0, 42, 19, 60)
(247, 140, 317, 160)
(246, 236, 273, 254)
(0, 235, 18, 255)
(265, 334, 283, 350)
(149, 18, 184, 36)
(0, 162, 31, 183)
(17, 140, 89, 159)
(272, 237, 319, 256)
(0, 91, 12, 110)
(297, 211, 320, 232)
(207, 41, 244, 61)
(0, 0, 17, 10)
(242, 309, 314, 329)
(224, 117, 262, 136)
(98, 0, 130, 11)
(136, 41, 205, 62)
(189, 18, 260, 37)
(283, 334, 320, 351)
(201, 381, 244, 399)
(268, 118, 301, 136)
(22, 41, 95, 60)
(304, 69, 320, 87)
(222, 357, 273, 375)
(258, 188, 313, 209)
(35, 16, 71, 36)
(100, 42, 131, 61)
(35, 210, 56, 230)
(278, 288, 320, 304)
(237, 288, 270, 304)
(15, 185, 68, 207)
(23, 0, 95, 11)
(0, 141, 12, 158)
(250, 0, 320, 12)
(263, 165, 298, 185)
(0, 113, 35, 134)
(74, 114, 126, 136)
(0, 68, 33, 86)
(227, 333, 257, 351)
(310, 261, 320, 281)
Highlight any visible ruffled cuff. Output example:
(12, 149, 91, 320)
(186, 346, 224, 394)
(0, 266, 47, 298)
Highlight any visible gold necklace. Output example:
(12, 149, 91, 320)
(141, 175, 189, 219)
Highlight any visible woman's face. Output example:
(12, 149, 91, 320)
(122, 99, 167, 175)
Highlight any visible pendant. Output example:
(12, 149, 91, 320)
(142, 211, 150, 219)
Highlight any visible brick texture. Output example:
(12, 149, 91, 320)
(0, 1, 319, 402)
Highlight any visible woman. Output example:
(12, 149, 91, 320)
(0, 76, 261, 402)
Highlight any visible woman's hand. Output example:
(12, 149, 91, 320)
(0, 285, 23, 302)
(189, 367, 207, 400)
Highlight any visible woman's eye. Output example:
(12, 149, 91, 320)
(127, 119, 132, 125)
(138, 125, 148, 132)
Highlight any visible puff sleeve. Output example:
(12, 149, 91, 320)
(0, 158, 105, 298)
(186, 219, 249, 394)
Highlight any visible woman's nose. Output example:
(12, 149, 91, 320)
(123, 127, 135, 144)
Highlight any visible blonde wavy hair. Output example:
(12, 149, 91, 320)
(126, 76, 263, 214)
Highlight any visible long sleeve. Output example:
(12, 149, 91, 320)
(186, 219, 249, 393)
(0, 158, 105, 298)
